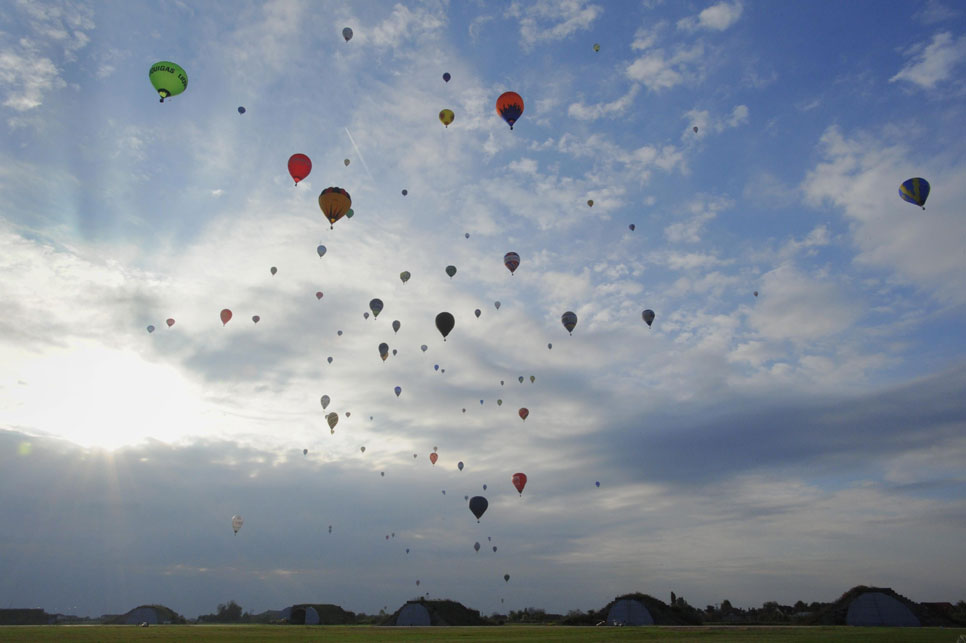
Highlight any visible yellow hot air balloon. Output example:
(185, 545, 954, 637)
(439, 109, 455, 128)
(318, 187, 352, 229)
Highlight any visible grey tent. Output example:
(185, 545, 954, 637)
(607, 598, 654, 625)
(846, 592, 920, 627)
(395, 602, 431, 625)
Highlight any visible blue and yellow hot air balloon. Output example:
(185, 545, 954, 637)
(899, 177, 930, 210)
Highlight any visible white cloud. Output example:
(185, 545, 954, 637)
(367, 3, 446, 49)
(682, 104, 749, 139)
(677, 1, 743, 32)
(509, 0, 602, 50)
(626, 43, 705, 91)
(916, 0, 960, 25)
(568, 85, 640, 121)
(664, 195, 733, 243)
(890, 31, 966, 89)
(750, 264, 860, 342)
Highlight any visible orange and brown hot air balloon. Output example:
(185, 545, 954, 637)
(220, 309, 232, 326)
(518, 407, 529, 421)
(318, 187, 352, 229)
(429, 452, 438, 465)
(496, 91, 524, 130)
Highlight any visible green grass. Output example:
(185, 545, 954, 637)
(0, 625, 964, 642)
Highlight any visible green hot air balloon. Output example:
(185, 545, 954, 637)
(149, 61, 188, 102)
(445, 265, 457, 279)
(400, 271, 411, 284)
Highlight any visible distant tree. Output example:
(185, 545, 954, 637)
(793, 600, 808, 612)
(216, 601, 243, 623)
(720, 599, 733, 612)
(670, 591, 676, 606)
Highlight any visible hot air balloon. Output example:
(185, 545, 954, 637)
(497, 399, 502, 406)
(363, 313, 369, 320)
(504, 252, 520, 275)
(379, 342, 389, 361)
(288, 153, 311, 185)
(149, 61, 187, 102)
(754, 291, 758, 297)
(166, 318, 175, 327)
(642, 309, 655, 328)
(421, 344, 428, 352)
(474, 309, 481, 318)
(518, 408, 529, 421)
(629, 223, 635, 231)
(547, 343, 552, 349)
(494, 301, 501, 310)
(469, 496, 488, 522)
(328, 525, 333, 533)
(392, 320, 401, 334)
(327, 356, 333, 364)
(433, 446, 438, 452)
(443, 72, 451, 82)
(445, 265, 457, 278)
(435, 312, 454, 340)
(321, 395, 330, 409)
(317, 245, 326, 257)
(474, 542, 481, 552)
(303, 448, 308, 455)
(369, 298, 384, 318)
(342, 27, 353, 41)
(394, 386, 402, 397)
(439, 109, 454, 128)
(587, 199, 594, 207)
(346, 208, 354, 219)
(504, 574, 510, 582)
(406, 548, 410, 553)
(430, 452, 438, 465)
(360, 446, 366, 453)
(316, 291, 324, 299)
(414, 453, 418, 459)
(693, 126, 699, 133)
(146, 325, 155, 333)
(593, 43, 600, 52)
(402, 189, 408, 196)
(518, 376, 524, 383)
(595, 481, 600, 488)
(220, 309, 232, 326)
(458, 461, 464, 471)
(237, 106, 246, 114)
(326, 412, 338, 430)
(319, 187, 352, 228)
(337, 330, 342, 336)
(231, 514, 243, 534)
(270, 266, 277, 275)
(465, 233, 470, 239)
(561, 311, 577, 335)
(252, 315, 260, 324)
(530, 375, 535, 383)
(512, 472, 527, 495)
(496, 91, 524, 130)
(899, 177, 930, 209)
(493, 546, 497, 552)
(434, 364, 439, 371)
(400, 271, 411, 284)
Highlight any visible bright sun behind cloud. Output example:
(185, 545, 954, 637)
(5, 345, 203, 449)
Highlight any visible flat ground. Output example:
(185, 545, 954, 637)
(0, 625, 964, 642)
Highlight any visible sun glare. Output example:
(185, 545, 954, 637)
(8, 345, 204, 449)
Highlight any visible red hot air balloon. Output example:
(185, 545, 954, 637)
(512, 472, 527, 496)
(496, 92, 524, 130)
(518, 407, 529, 421)
(429, 452, 438, 465)
(220, 309, 232, 325)
(288, 153, 311, 185)
(165, 318, 175, 327)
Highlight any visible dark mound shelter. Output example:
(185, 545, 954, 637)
(386, 598, 486, 626)
(108, 605, 184, 625)
(283, 603, 355, 625)
(396, 602, 431, 625)
(564, 593, 700, 626)
(607, 598, 654, 625)
(847, 592, 919, 627)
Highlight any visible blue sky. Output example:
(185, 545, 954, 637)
(1, 0, 965, 620)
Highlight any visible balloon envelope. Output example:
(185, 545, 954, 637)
(899, 177, 930, 209)
(237, 106, 245, 114)
(342, 27, 353, 41)
(369, 298, 384, 318)
(270, 266, 277, 275)
(642, 309, 655, 327)
(504, 252, 520, 274)
(518, 407, 529, 421)
(394, 386, 402, 397)
(445, 265, 457, 278)
(439, 109, 454, 128)
(317, 245, 326, 257)
(469, 496, 488, 521)
(379, 342, 389, 361)
(458, 461, 464, 471)
(231, 514, 243, 534)
(252, 315, 260, 323)
(400, 271, 411, 283)
(146, 325, 155, 333)
(149, 61, 187, 102)
(220, 309, 232, 325)
(165, 318, 175, 327)
(321, 395, 330, 409)
(587, 199, 594, 207)
(326, 412, 338, 429)
(316, 291, 324, 299)
(319, 187, 352, 227)
(475, 309, 481, 318)
(512, 472, 527, 495)
(429, 452, 438, 465)
(474, 542, 481, 552)
(496, 91, 524, 130)
(561, 311, 577, 334)
(435, 312, 455, 339)
(443, 72, 451, 82)
(288, 153, 311, 185)
(392, 320, 400, 334)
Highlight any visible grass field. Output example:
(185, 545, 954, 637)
(1, 625, 965, 642)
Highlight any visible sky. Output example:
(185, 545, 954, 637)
(1, 0, 965, 621)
